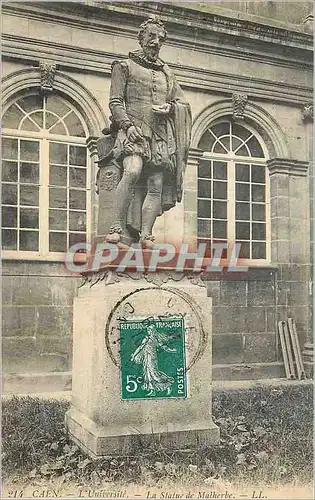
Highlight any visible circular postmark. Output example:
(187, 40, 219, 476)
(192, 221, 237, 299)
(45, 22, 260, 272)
(105, 286, 207, 371)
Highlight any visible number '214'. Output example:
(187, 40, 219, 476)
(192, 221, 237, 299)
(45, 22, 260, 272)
(125, 374, 143, 392)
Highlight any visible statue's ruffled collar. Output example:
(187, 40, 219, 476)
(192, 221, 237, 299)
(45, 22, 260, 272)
(129, 49, 165, 70)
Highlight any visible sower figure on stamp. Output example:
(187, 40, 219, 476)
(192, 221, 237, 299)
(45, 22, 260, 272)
(103, 16, 192, 248)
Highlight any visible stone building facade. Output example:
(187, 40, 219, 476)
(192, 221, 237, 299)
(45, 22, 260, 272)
(2, 1, 313, 392)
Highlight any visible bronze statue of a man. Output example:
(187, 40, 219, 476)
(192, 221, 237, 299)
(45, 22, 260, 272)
(102, 16, 191, 248)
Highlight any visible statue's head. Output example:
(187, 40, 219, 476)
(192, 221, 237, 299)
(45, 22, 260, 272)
(138, 15, 167, 61)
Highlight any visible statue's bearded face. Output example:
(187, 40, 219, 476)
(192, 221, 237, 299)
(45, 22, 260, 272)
(140, 24, 166, 61)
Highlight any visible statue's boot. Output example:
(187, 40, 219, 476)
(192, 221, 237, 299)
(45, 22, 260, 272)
(105, 233, 120, 244)
(140, 234, 155, 250)
(105, 224, 122, 244)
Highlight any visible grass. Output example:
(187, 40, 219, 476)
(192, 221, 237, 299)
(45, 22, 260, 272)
(2, 384, 313, 490)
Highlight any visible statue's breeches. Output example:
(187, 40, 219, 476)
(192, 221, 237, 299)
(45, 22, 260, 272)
(113, 126, 176, 172)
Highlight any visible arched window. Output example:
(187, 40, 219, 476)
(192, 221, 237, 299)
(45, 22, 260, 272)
(1, 93, 90, 258)
(197, 120, 270, 262)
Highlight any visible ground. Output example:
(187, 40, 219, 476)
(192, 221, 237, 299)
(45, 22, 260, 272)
(2, 384, 313, 499)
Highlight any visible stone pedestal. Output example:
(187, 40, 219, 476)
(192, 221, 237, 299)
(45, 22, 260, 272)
(66, 271, 219, 458)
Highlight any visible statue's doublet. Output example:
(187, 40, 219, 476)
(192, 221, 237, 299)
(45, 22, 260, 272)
(111, 57, 170, 140)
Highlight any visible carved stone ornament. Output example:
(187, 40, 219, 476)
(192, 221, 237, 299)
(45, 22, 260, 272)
(99, 168, 120, 192)
(79, 270, 206, 289)
(39, 61, 57, 94)
(302, 102, 313, 123)
(96, 164, 121, 196)
(232, 93, 248, 120)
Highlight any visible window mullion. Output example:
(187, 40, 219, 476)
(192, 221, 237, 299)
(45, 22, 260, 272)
(40, 138, 50, 256)
(265, 170, 271, 263)
(86, 150, 92, 245)
(227, 158, 235, 252)
(43, 96, 46, 130)
(17, 139, 21, 251)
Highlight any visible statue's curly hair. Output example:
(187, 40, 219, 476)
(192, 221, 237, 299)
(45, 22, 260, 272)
(138, 15, 167, 45)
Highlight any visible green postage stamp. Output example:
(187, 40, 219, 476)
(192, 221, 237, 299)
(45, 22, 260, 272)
(119, 317, 187, 400)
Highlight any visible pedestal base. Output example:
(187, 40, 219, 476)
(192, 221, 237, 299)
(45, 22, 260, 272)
(66, 271, 219, 457)
(66, 407, 219, 458)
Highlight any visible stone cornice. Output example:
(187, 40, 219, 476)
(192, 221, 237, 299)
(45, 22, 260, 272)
(188, 148, 204, 163)
(139, 1, 313, 48)
(267, 158, 309, 177)
(2, 2, 313, 64)
(5, 1, 313, 46)
(2, 35, 312, 106)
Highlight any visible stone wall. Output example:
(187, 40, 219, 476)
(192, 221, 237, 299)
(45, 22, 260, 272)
(207, 266, 311, 380)
(2, 262, 79, 375)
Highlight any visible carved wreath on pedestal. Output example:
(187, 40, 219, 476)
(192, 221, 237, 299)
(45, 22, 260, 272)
(79, 270, 206, 289)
